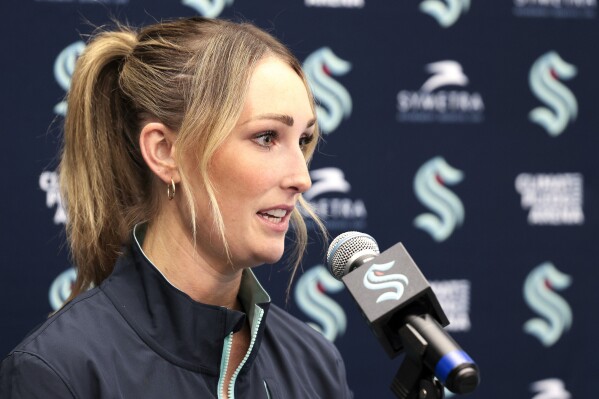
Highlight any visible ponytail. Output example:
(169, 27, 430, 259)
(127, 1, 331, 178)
(60, 29, 149, 298)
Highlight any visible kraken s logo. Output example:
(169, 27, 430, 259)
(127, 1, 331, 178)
(421, 60, 468, 92)
(49, 267, 76, 311)
(413, 157, 464, 242)
(303, 47, 352, 134)
(304, 167, 350, 201)
(420, 0, 470, 28)
(530, 378, 571, 399)
(363, 261, 409, 303)
(529, 51, 577, 137)
(181, 0, 234, 18)
(523, 262, 572, 347)
(294, 265, 347, 342)
(54, 41, 86, 116)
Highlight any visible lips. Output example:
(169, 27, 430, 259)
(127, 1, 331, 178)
(257, 208, 289, 224)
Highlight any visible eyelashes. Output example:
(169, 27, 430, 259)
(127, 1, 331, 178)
(253, 130, 315, 151)
(299, 134, 315, 150)
(253, 131, 277, 148)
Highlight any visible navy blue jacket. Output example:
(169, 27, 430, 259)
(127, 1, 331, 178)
(0, 230, 353, 398)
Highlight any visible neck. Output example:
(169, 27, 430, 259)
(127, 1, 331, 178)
(140, 214, 242, 309)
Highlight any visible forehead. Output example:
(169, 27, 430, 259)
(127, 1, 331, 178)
(241, 57, 313, 118)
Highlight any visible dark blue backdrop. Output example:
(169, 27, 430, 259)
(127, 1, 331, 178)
(2, 1, 598, 398)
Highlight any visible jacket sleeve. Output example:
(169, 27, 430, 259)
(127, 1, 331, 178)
(0, 351, 75, 399)
(332, 345, 354, 399)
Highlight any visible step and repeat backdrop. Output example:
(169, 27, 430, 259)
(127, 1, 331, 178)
(1, 1, 598, 398)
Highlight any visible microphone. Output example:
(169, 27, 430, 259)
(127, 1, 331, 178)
(327, 231, 480, 395)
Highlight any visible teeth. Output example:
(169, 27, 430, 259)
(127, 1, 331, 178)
(260, 214, 282, 223)
(258, 209, 288, 224)
(266, 209, 287, 217)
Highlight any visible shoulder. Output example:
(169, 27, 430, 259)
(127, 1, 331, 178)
(14, 287, 119, 355)
(1, 287, 129, 394)
(0, 351, 76, 398)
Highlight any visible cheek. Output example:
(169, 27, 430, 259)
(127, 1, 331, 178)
(211, 151, 272, 209)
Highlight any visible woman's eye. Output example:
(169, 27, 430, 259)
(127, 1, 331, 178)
(253, 131, 277, 148)
(299, 134, 315, 150)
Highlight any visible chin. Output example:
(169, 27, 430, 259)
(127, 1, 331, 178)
(254, 243, 285, 265)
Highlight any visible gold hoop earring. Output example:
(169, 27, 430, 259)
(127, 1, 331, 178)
(167, 178, 176, 200)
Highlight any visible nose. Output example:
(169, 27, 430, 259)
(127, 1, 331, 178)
(283, 148, 312, 194)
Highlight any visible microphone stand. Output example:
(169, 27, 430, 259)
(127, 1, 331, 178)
(390, 321, 445, 399)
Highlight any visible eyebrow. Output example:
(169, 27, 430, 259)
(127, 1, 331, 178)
(244, 113, 316, 129)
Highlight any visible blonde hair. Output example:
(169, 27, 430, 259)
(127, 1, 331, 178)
(60, 17, 325, 299)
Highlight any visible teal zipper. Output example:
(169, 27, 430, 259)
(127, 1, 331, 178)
(217, 332, 234, 399)
(226, 306, 265, 399)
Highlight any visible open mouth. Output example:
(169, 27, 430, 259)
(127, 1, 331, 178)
(257, 208, 289, 224)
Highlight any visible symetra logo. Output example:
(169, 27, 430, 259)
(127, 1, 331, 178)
(363, 261, 409, 303)
(304, 167, 367, 231)
(430, 279, 471, 332)
(40, 171, 67, 225)
(530, 379, 571, 399)
(49, 267, 76, 311)
(303, 48, 352, 134)
(420, 0, 470, 27)
(515, 173, 584, 225)
(182, 0, 234, 18)
(397, 60, 484, 123)
(514, 0, 596, 19)
(305, 0, 364, 7)
(54, 41, 86, 116)
(529, 52, 577, 137)
(294, 265, 347, 342)
(523, 262, 572, 347)
(413, 157, 464, 242)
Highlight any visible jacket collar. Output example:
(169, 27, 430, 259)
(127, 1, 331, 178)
(101, 224, 271, 375)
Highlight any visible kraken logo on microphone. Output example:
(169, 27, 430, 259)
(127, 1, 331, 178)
(363, 261, 409, 303)
(304, 167, 367, 231)
(182, 0, 234, 18)
(420, 0, 470, 27)
(54, 41, 86, 116)
(530, 378, 571, 399)
(523, 262, 572, 347)
(49, 267, 77, 311)
(294, 265, 347, 342)
(413, 157, 465, 242)
(529, 51, 577, 137)
(303, 48, 352, 134)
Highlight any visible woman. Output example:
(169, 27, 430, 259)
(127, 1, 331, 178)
(0, 17, 353, 398)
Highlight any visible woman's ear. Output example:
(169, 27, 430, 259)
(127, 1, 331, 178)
(139, 122, 180, 184)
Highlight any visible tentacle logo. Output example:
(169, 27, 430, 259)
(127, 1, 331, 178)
(523, 262, 572, 347)
(363, 261, 409, 303)
(182, 0, 234, 18)
(303, 47, 352, 134)
(419, 0, 470, 28)
(49, 267, 77, 311)
(530, 378, 571, 399)
(529, 51, 578, 137)
(294, 265, 346, 342)
(413, 157, 464, 242)
(54, 41, 86, 116)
